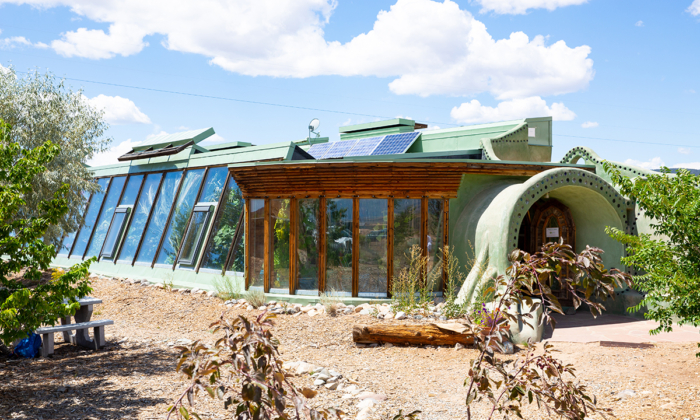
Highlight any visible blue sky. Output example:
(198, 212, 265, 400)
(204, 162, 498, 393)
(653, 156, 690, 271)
(1, 0, 699, 169)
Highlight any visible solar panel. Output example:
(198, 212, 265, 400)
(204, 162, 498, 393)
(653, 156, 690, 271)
(323, 139, 359, 159)
(345, 136, 384, 157)
(306, 142, 333, 159)
(371, 132, 421, 156)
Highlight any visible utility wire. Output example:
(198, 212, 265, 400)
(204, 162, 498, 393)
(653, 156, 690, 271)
(557, 134, 700, 148)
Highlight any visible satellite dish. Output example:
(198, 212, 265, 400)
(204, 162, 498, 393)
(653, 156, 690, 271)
(308, 118, 321, 139)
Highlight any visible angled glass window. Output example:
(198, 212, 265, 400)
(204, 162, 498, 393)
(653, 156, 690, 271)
(155, 169, 205, 265)
(118, 173, 162, 263)
(85, 176, 126, 258)
(70, 178, 111, 258)
(100, 207, 131, 259)
(326, 198, 353, 295)
(178, 205, 214, 266)
(135, 171, 183, 264)
(198, 167, 228, 203)
(57, 191, 90, 257)
(393, 199, 421, 275)
(119, 175, 144, 206)
(200, 176, 244, 272)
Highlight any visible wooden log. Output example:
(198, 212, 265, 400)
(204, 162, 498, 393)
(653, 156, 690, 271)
(352, 323, 474, 346)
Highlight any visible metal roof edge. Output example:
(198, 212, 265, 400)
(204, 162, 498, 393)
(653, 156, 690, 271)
(339, 118, 415, 133)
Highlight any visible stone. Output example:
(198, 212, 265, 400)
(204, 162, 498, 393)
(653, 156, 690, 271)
(344, 384, 359, 394)
(314, 379, 326, 386)
(357, 399, 376, 410)
(413, 315, 423, 320)
(660, 402, 676, 410)
(355, 407, 373, 420)
(316, 373, 331, 381)
(246, 304, 254, 310)
(329, 370, 341, 377)
(191, 288, 200, 294)
(179, 289, 190, 294)
(258, 305, 267, 311)
(615, 389, 636, 400)
(357, 392, 386, 402)
(359, 309, 370, 315)
(394, 312, 407, 320)
(500, 341, 515, 354)
(295, 362, 318, 375)
(354, 306, 363, 313)
(454, 343, 465, 350)
(384, 312, 394, 320)
(325, 382, 339, 390)
(206, 291, 217, 297)
(268, 300, 277, 305)
(175, 338, 193, 345)
(196, 290, 207, 295)
(307, 309, 318, 317)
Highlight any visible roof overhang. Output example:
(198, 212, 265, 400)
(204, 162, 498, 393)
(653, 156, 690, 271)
(118, 140, 194, 161)
(228, 160, 595, 199)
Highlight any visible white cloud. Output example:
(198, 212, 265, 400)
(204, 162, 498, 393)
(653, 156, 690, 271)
(0, 35, 47, 49)
(688, 0, 700, 16)
(1, 0, 594, 99)
(623, 157, 665, 170)
(199, 133, 226, 146)
(87, 94, 151, 125)
(450, 96, 575, 124)
(474, 0, 587, 14)
(678, 147, 692, 155)
(87, 138, 141, 166)
(635, 20, 644, 27)
(581, 121, 598, 128)
(673, 162, 700, 169)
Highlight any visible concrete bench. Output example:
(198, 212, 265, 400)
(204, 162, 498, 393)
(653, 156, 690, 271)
(36, 319, 114, 357)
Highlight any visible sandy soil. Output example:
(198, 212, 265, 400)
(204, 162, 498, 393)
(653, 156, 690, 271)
(1, 276, 699, 420)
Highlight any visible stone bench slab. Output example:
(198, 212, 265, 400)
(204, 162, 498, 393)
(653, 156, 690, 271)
(37, 319, 114, 357)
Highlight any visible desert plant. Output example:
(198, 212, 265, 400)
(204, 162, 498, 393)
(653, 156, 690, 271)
(0, 119, 94, 346)
(163, 272, 175, 292)
(391, 245, 431, 314)
(245, 288, 267, 308)
(319, 289, 342, 316)
(464, 242, 632, 420)
(168, 312, 344, 420)
(214, 275, 242, 301)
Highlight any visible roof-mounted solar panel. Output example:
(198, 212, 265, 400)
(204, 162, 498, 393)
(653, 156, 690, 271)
(306, 142, 333, 159)
(371, 132, 421, 156)
(323, 139, 359, 159)
(345, 136, 384, 157)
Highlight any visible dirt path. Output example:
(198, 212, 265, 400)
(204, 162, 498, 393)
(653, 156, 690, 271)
(1, 276, 699, 419)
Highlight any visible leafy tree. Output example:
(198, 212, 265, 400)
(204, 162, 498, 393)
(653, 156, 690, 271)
(0, 120, 93, 347)
(603, 163, 700, 344)
(0, 66, 111, 248)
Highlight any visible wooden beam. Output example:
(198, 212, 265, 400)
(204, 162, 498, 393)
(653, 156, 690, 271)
(263, 199, 270, 293)
(352, 198, 359, 298)
(352, 324, 474, 346)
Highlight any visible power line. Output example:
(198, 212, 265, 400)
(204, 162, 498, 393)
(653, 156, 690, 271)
(557, 134, 700, 148)
(14, 70, 460, 127)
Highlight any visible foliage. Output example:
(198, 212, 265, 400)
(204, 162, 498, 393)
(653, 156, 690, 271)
(438, 245, 471, 319)
(0, 119, 93, 345)
(214, 275, 242, 301)
(0, 67, 110, 247)
(245, 289, 267, 308)
(391, 410, 422, 419)
(272, 201, 291, 289)
(319, 289, 342, 316)
(464, 242, 631, 420)
(163, 272, 176, 292)
(603, 163, 700, 345)
(390, 245, 434, 314)
(169, 313, 344, 420)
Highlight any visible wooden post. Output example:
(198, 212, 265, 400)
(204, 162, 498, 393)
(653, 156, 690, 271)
(319, 197, 326, 294)
(387, 198, 394, 298)
(352, 198, 359, 297)
(289, 198, 297, 295)
(263, 199, 270, 293)
(421, 197, 428, 282)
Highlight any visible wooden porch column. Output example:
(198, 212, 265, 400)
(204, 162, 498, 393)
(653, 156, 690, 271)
(244, 199, 251, 290)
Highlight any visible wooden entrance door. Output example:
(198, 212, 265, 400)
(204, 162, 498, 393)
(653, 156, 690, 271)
(529, 200, 576, 305)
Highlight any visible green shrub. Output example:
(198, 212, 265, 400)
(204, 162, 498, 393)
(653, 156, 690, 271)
(213, 275, 242, 300)
(245, 289, 267, 308)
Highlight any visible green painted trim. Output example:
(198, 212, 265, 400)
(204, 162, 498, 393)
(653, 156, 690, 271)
(338, 118, 415, 133)
(340, 125, 414, 140)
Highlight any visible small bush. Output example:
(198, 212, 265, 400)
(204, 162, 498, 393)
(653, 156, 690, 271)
(213, 275, 242, 300)
(391, 245, 432, 314)
(245, 289, 267, 308)
(319, 289, 342, 316)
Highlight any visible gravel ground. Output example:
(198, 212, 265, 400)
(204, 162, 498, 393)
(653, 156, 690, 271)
(1, 276, 699, 420)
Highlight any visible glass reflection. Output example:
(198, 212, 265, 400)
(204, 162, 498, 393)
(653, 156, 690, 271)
(393, 199, 421, 275)
(70, 178, 110, 258)
(118, 173, 162, 263)
(135, 171, 183, 264)
(200, 176, 244, 272)
(325, 199, 353, 295)
(296, 199, 320, 294)
(198, 167, 228, 203)
(358, 199, 387, 297)
(270, 199, 290, 294)
(248, 199, 265, 289)
(155, 169, 205, 265)
(426, 199, 444, 293)
(58, 191, 90, 257)
(85, 176, 126, 258)
(119, 175, 144, 206)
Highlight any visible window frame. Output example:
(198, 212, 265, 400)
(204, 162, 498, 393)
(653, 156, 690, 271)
(100, 205, 132, 259)
(176, 204, 215, 266)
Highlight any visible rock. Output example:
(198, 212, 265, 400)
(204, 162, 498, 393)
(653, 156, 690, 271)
(314, 379, 326, 386)
(354, 306, 363, 313)
(246, 304, 254, 310)
(395, 312, 406, 320)
(660, 402, 676, 410)
(283, 361, 301, 371)
(315, 373, 331, 381)
(268, 300, 277, 305)
(355, 407, 373, 420)
(207, 291, 217, 297)
(307, 309, 318, 317)
(615, 389, 636, 400)
(413, 315, 423, 320)
(344, 384, 360, 394)
(325, 382, 339, 390)
(117, 337, 129, 344)
(359, 309, 370, 315)
(295, 362, 318, 375)
(454, 343, 465, 350)
(179, 289, 190, 294)
(155, 283, 165, 289)
(500, 341, 515, 354)
(329, 370, 341, 377)
(191, 288, 200, 294)
(196, 290, 207, 295)
(357, 399, 376, 410)
(357, 392, 386, 402)
(384, 312, 394, 320)
(258, 305, 267, 311)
